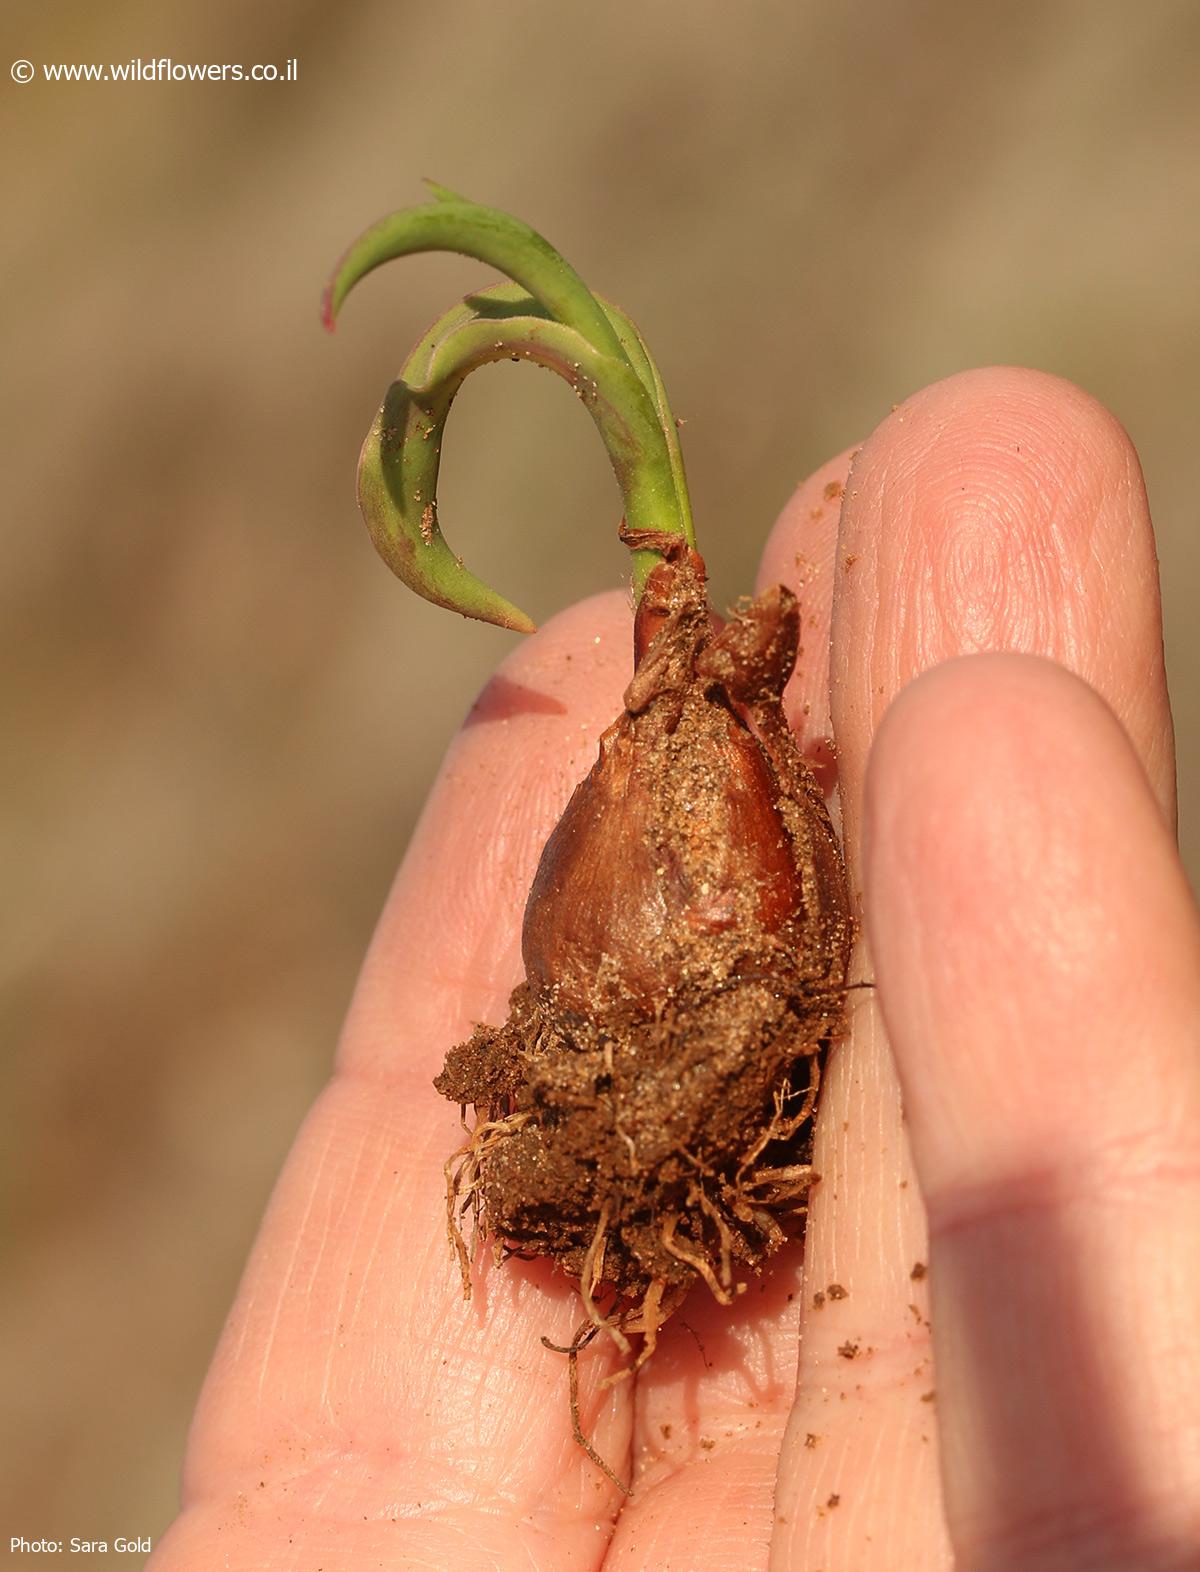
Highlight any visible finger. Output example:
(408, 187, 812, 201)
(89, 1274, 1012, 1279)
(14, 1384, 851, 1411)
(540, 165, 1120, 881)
(603, 452, 855, 1569)
(864, 654, 1200, 1571)
(756, 450, 855, 777)
(834, 366, 1174, 821)
(772, 367, 1174, 1571)
(151, 593, 639, 1570)
(771, 937, 946, 1570)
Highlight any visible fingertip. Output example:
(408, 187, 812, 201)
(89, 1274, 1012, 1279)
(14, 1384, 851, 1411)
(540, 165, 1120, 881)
(862, 366, 1141, 490)
(862, 650, 1108, 879)
(754, 445, 860, 742)
(755, 444, 860, 601)
(862, 651, 1197, 1187)
(831, 365, 1174, 867)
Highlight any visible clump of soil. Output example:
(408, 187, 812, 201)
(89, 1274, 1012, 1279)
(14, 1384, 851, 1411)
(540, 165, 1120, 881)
(435, 538, 852, 1383)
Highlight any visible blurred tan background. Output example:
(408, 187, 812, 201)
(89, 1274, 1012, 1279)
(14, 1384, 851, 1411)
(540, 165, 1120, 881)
(2, 0, 1197, 1553)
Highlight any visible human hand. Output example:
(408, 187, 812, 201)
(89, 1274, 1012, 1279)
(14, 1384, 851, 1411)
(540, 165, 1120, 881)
(150, 367, 1200, 1571)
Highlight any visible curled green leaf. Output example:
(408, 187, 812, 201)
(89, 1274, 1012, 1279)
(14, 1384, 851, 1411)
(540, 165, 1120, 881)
(326, 192, 695, 631)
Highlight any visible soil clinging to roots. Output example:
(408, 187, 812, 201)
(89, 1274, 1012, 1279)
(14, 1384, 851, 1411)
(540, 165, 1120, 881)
(434, 539, 853, 1426)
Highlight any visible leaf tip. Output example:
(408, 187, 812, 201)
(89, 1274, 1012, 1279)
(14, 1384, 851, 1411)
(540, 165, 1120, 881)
(320, 281, 339, 333)
(423, 176, 469, 205)
(473, 601, 538, 636)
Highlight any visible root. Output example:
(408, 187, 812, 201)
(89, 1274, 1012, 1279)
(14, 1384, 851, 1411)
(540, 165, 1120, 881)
(632, 1276, 668, 1368)
(442, 1110, 531, 1299)
(783, 1051, 822, 1131)
(736, 1052, 821, 1183)
(744, 1162, 815, 1191)
(661, 1213, 733, 1306)
(600, 1275, 671, 1390)
(727, 1193, 786, 1253)
(540, 1323, 632, 1498)
(443, 1150, 473, 1297)
(581, 1202, 631, 1358)
(693, 1184, 735, 1293)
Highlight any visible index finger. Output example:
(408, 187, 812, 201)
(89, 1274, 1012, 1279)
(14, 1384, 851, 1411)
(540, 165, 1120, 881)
(150, 592, 639, 1569)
